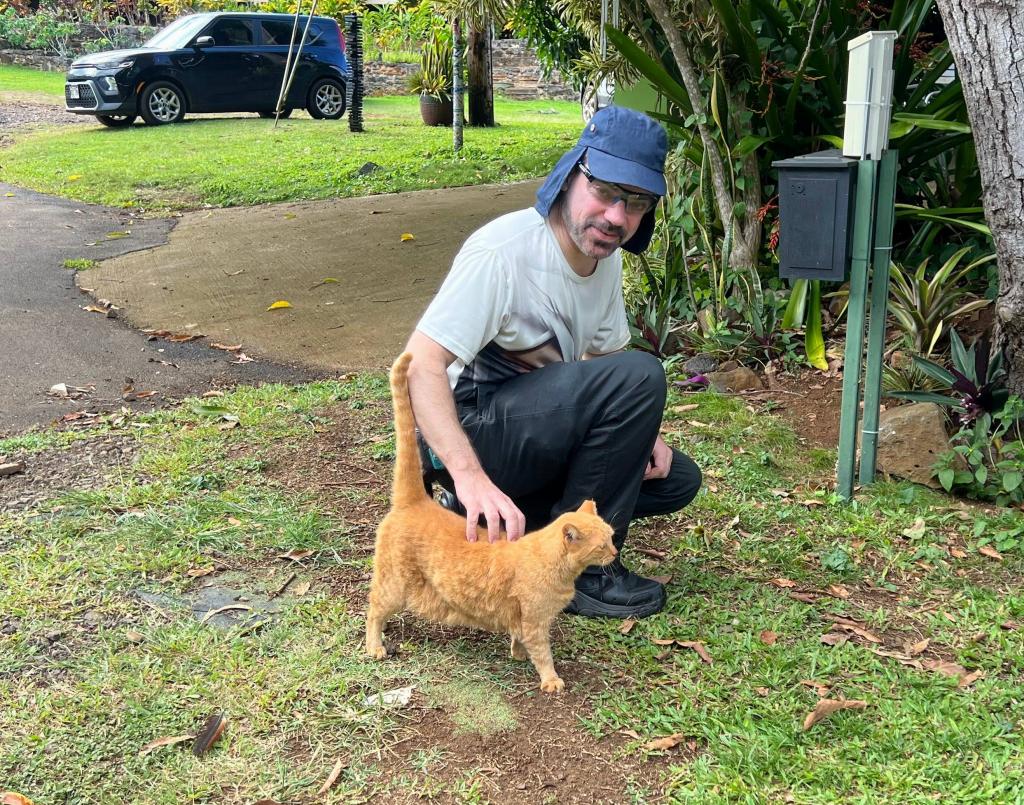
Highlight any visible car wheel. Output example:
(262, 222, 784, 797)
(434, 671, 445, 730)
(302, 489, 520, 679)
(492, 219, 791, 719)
(96, 114, 137, 128)
(258, 108, 292, 119)
(306, 78, 346, 120)
(140, 81, 186, 125)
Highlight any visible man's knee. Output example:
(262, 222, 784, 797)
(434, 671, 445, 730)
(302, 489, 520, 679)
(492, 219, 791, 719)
(673, 452, 702, 509)
(604, 350, 667, 409)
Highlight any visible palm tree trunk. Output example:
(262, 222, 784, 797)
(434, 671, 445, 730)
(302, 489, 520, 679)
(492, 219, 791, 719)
(467, 18, 495, 127)
(452, 18, 464, 151)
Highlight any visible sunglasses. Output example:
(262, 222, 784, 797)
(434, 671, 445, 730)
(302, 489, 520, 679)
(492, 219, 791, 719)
(577, 161, 659, 215)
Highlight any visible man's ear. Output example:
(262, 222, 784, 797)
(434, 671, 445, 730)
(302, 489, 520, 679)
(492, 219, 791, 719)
(562, 524, 579, 543)
(576, 500, 597, 516)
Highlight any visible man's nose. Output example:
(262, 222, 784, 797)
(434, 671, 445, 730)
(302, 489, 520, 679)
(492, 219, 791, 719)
(603, 198, 629, 227)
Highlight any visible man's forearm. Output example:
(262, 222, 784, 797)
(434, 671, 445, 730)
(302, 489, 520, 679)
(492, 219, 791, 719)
(406, 358, 483, 479)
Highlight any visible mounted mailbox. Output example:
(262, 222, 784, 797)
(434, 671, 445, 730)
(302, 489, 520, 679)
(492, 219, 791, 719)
(772, 149, 858, 282)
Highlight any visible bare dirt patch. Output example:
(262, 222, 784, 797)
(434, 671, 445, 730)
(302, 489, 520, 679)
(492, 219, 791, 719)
(761, 369, 844, 450)
(368, 665, 681, 804)
(0, 432, 137, 515)
(0, 95, 90, 147)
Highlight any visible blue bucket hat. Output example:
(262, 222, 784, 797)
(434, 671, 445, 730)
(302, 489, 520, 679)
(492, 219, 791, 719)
(535, 105, 668, 254)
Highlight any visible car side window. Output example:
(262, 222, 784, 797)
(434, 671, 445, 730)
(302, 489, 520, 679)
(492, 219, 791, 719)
(206, 18, 254, 47)
(259, 19, 323, 46)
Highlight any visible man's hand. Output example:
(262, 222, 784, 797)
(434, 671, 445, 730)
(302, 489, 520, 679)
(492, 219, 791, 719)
(644, 435, 673, 481)
(452, 469, 526, 543)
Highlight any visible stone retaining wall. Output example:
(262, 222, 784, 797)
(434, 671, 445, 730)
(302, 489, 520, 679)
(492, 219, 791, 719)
(2, 26, 575, 102)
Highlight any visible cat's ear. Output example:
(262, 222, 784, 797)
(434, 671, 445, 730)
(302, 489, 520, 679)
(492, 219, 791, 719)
(576, 500, 597, 516)
(562, 524, 580, 543)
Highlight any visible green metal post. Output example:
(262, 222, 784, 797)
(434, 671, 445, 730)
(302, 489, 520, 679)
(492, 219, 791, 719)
(858, 150, 899, 485)
(836, 158, 879, 500)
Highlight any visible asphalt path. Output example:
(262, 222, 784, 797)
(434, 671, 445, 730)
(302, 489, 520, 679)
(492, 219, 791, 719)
(0, 183, 315, 436)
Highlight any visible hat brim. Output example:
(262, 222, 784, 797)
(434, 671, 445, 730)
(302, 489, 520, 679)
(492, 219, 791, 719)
(587, 147, 667, 197)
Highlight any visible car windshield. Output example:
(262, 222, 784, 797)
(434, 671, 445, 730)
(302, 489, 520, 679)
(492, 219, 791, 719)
(143, 15, 211, 49)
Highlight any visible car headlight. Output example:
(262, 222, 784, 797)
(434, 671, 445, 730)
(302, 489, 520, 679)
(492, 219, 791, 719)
(98, 59, 134, 71)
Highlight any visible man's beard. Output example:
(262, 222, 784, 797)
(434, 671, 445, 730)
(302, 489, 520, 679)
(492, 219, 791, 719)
(560, 203, 626, 258)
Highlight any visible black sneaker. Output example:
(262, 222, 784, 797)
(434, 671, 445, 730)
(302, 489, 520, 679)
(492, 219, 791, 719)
(437, 488, 464, 515)
(564, 559, 666, 619)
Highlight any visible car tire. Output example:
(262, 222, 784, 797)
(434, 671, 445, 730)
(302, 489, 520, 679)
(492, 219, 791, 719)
(96, 114, 137, 128)
(306, 78, 346, 120)
(258, 108, 292, 119)
(139, 81, 186, 126)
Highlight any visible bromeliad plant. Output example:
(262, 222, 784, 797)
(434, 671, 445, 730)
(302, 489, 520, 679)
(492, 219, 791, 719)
(888, 247, 993, 356)
(890, 329, 1009, 424)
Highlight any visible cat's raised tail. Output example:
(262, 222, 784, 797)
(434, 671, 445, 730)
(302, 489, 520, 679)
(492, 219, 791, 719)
(389, 352, 429, 507)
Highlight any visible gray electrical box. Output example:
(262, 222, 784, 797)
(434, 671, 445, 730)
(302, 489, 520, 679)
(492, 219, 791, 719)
(772, 150, 858, 281)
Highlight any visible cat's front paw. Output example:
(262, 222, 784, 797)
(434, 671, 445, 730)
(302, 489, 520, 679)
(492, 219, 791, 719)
(540, 676, 565, 694)
(367, 645, 388, 660)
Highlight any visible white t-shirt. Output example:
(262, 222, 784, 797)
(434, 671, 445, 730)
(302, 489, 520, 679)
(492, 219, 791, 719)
(416, 208, 630, 396)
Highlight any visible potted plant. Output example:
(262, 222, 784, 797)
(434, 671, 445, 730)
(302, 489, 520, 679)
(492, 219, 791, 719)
(408, 32, 453, 126)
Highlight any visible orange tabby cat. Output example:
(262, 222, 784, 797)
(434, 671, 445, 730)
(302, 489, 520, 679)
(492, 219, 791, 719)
(365, 352, 618, 693)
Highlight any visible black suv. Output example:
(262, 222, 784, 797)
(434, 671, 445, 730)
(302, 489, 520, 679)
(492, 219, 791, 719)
(65, 12, 350, 127)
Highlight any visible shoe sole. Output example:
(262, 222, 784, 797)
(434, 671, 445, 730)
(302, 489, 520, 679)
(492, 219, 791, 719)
(564, 589, 665, 619)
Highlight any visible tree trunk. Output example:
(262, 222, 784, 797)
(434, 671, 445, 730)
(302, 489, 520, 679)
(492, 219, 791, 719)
(643, 0, 758, 268)
(452, 18, 464, 152)
(467, 19, 495, 127)
(935, 0, 1024, 395)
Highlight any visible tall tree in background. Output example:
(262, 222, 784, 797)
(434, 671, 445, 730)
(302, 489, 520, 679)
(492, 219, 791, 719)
(467, 18, 495, 126)
(934, 0, 1024, 394)
(436, 0, 510, 128)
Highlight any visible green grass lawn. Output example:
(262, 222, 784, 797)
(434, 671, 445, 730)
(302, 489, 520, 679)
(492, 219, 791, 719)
(0, 92, 581, 210)
(1, 375, 1021, 803)
(0, 63, 65, 97)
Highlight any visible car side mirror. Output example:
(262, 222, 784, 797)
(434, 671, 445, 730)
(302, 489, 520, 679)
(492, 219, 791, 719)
(194, 35, 214, 48)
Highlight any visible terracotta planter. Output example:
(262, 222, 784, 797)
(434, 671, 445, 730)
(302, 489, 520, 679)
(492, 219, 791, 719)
(419, 93, 453, 126)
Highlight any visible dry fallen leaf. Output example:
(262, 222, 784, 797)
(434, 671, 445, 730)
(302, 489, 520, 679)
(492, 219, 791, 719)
(978, 545, 1003, 561)
(950, 547, 968, 559)
(820, 632, 849, 647)
(759, 630, 778, 646)
(799, 679, 831, 697)
(125, 630, 145, 644)
(139, 734, 194, 756)
(923, 659, 967, 679)
(769, 578, 797, 589)
(277, 549, 314, 562)
(619, 619, 637, 635)
(292, 581, 312, 597)
(825, 615, 881, 644)
(958, 670, 984, 689)
(266, 300, 292, 311)
(789, 592, 818, 604)
(867, 647, 923, 669)
(317, 758, 345, 795)
(672, 403, 700, 413)
(642, 733, 685, 751)
(619, 728, 642, 740)
(1001, 621, 1020, 632)
(827, 584, 851, 599)
(209, 342, 242, 352)
(199, 604, 251, 624)
(677, 640, 712, 664)
(802, 698, 868, 731)
(906, 638, 930, 657)
(192, 712, 227, 757)
(650, 574, 672, 585)
(187, 565, 216, 578)
(651, 638, 675, 646)
(400, 232, 415, 242)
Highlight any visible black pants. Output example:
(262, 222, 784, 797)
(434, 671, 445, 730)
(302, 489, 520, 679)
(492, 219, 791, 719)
(450, 351, 702, 552)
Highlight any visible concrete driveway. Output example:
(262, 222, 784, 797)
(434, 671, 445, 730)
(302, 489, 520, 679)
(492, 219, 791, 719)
(0, 183, 312, 435)
(84, 180, 540, 371)
(1, 180, 539, 435)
